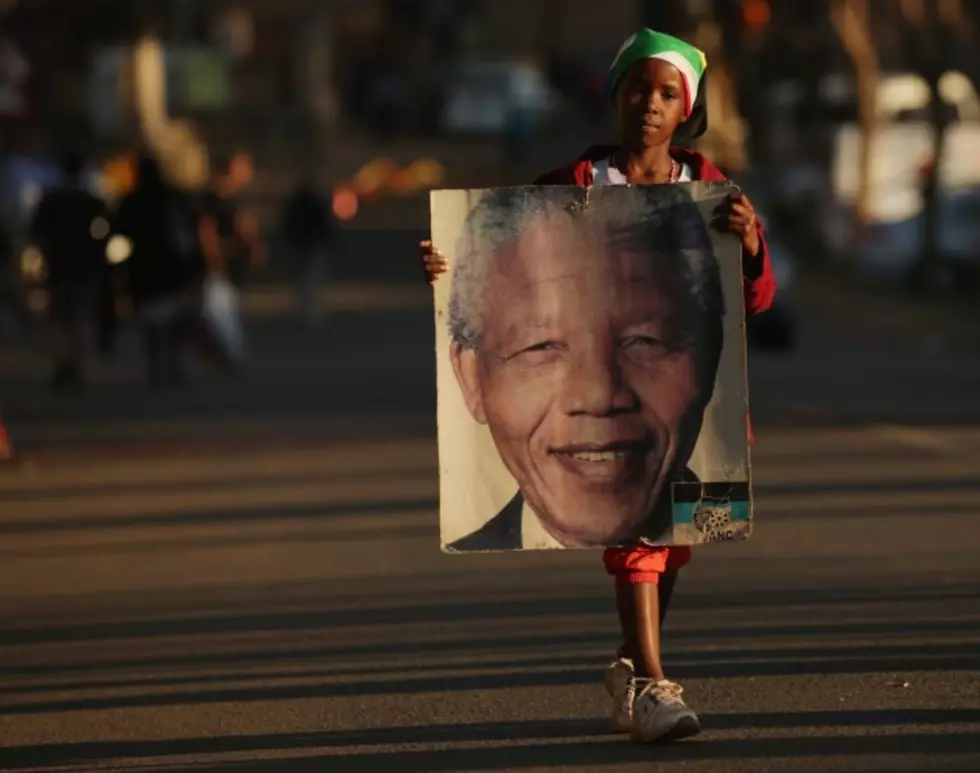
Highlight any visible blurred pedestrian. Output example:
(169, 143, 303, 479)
(199, 151, 266, 288)
(115, 155, 200, 389)
(420, 29, 776, 744)
(195, 151, 264, 369)
(281, 173, 335, 328)
(28, 149, 111, 391)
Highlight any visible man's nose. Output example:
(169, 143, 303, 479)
(559, 347, 637, 416)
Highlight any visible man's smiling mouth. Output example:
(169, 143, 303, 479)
(568, 449, 628, 462)
(549, 440, 652, 481)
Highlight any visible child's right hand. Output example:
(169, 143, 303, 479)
(420, 240, 448, 284)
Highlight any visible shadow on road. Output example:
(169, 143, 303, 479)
(4, 582, 980, 649)
(1, 715, 978, 771)
(0, 496, 439, 537)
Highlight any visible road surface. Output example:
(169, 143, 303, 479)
(0, 264, 978, 772)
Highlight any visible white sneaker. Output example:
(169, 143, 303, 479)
(630, 678, 701, 743)
(604, 657, 635, 733)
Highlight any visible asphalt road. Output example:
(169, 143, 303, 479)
(0, 262, 978, 772)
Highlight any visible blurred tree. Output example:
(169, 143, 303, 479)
(692, 17, 749, 173)
(829, 0, 877, 236)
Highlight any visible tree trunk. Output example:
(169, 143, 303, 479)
(829, 0, 878, 238)
(692, 19, 749, 174)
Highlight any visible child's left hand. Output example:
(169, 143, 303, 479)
(713, 190, 761, 257)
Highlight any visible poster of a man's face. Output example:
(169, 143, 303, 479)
(432, 183, 751, 552)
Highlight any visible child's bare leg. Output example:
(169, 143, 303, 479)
(616, 570, 678, 671)
(634, 582, 666, 680)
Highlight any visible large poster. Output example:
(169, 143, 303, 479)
(432, 183, 752, 552)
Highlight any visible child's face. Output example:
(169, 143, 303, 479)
(616, 59, 688, 151)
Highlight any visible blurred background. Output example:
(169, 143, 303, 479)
(0, 0, 978, 355)
(1, 3, 980, 768)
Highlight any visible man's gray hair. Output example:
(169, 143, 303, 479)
(448, 185, 726, 366)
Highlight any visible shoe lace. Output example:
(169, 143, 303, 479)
(633, 677, 684, 704)
(624, 679, 636, 702)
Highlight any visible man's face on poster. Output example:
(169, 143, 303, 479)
(451, 210, 712, 547)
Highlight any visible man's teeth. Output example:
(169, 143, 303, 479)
(570, 450, 628, 462)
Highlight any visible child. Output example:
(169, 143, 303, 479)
(421, 29, 775, 743)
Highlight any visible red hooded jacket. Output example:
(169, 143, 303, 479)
(533, 145, 776, 316)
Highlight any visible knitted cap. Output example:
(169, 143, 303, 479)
(607, 29, 707, 118)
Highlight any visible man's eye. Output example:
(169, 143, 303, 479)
(623, 336, 669, 355)
(523, 341, 559, 354)
(509, 341, 562, 361)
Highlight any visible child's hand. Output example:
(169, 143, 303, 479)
(712, 191, 761, 257)
(420, 240, 449, 284)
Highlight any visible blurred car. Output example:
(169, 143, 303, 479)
(747, 234, 798, 352)
(440, 61, 561, 137)
(828, 70, 980, 285)
(852, 187, 980, 288)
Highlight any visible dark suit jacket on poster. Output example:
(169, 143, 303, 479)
(446, 469, 701, 552)
(447, 492, 524, 552)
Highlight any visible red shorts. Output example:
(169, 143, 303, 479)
(603, 545, 693, 585)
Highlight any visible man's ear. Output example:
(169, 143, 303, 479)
(450, 341, 487, 425)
